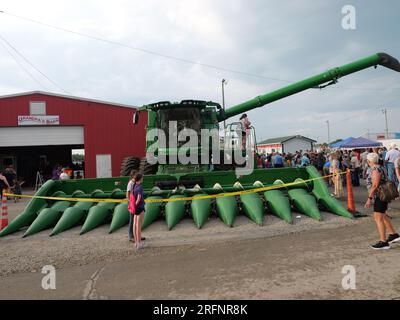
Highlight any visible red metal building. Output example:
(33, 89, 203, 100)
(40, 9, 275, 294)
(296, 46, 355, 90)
(0, 91, 146, 184)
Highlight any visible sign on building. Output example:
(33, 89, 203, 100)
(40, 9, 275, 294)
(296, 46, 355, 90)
(18, 115, 60, 126)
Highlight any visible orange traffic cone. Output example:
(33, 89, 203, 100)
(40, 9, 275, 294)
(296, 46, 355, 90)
(346, 169, 356, 214)
(1, 193, 8, 231)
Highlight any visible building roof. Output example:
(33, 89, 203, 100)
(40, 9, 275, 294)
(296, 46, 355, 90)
(258, 135, 317, 145)
(0, 91, 137, 109)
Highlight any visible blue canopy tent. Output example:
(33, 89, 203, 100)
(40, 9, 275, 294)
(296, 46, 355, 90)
(329, 137, 354, 148)
(340, 137, 382, 149)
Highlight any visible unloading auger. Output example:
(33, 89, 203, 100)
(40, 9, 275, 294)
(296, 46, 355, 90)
(1, 53, 399, 237)
(220, 53, 400, 120)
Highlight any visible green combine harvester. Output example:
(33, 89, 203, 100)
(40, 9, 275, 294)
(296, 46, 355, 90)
(1, 53, 399, 238)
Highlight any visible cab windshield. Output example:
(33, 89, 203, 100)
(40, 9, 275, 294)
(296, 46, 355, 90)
(157, 108, 201, 146)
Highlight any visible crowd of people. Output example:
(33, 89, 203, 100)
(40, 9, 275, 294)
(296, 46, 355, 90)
(258, 148, 361, 198)
(257, 150, 315, 169)
(257, 143, 400, 250)
(257, 144, 400, 191)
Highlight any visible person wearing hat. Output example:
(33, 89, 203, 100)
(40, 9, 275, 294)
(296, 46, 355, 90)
(385, 143, 400, 188)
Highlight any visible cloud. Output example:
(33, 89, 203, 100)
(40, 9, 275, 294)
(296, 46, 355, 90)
(0, 0, 399, 143)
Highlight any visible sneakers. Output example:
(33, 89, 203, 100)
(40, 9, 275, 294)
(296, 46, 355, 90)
(370, 241, 391, 250)
(370, 234, 399, 250)
(387, 233, 400, 244)
(135, 242, 146, 250)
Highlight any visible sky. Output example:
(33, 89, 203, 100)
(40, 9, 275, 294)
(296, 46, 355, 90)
(0, 0, 399, 143)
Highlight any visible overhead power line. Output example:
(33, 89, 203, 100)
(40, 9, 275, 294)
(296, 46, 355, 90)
(0, 10, 292, 84)
(0, 10, 399, 93)
(0, 33, 71, 94)
(0, 37, 49, 90)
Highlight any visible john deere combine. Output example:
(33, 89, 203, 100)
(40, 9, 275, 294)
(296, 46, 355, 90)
(1, 52, 399, 238)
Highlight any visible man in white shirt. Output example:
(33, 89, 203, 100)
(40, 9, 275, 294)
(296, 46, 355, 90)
(385, 143, 400, 187)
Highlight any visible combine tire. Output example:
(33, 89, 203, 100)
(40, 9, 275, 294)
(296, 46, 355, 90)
(139, 157, 158, 175)
(120, 157, 140, 176)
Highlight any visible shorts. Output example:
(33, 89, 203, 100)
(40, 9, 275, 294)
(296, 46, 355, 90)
(135, 206, 145, 215)
(374, 197, 388, 214)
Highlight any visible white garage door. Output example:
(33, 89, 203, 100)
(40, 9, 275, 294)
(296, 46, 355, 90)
(0, 126, 84, 147)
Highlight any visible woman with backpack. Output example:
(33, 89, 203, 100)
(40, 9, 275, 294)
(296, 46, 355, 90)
(365, 153, 399, 250)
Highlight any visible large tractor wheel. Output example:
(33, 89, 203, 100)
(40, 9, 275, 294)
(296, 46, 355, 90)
(120, 157, 140, 176)
(138, 157, 158, 175)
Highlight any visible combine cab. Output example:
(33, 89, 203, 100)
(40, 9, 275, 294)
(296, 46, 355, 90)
(1, 52, 399, 237)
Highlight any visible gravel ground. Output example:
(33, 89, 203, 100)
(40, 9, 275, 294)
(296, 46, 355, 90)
(0, 183, 396, 278)
(1, 209, 399, 300)
(1, 183, 400, 299)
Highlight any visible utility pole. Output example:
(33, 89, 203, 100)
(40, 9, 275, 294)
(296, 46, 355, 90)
(326, 120, 330, 144)
(382, 108, 389, 138)
(221, 79, 227, 129)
